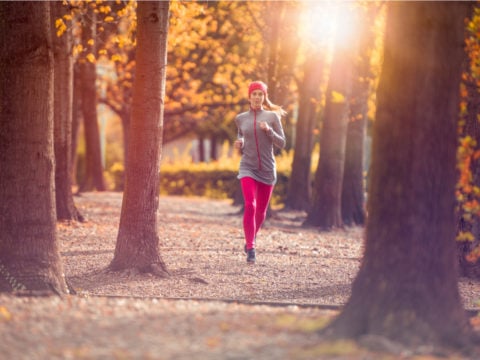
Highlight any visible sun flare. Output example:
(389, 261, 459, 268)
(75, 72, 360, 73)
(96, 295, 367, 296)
(299, 1, 358, 49)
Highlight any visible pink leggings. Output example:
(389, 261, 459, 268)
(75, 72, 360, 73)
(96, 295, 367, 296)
(240, 177, 274, 250)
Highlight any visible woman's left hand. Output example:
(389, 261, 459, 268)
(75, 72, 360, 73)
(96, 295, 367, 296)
(259, 122, 270, 132)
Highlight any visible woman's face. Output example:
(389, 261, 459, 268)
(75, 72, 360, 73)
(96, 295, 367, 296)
(249, 90, 265, 109)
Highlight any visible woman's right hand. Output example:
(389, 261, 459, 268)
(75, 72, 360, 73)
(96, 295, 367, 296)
(234, 139, 244, 150)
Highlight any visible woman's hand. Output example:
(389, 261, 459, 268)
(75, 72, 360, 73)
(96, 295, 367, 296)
(259, 122, 270, 132)
(234, 139, 244, 150)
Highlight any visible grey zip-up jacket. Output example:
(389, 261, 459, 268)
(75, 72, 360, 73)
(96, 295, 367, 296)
(235, 107, 286, 185)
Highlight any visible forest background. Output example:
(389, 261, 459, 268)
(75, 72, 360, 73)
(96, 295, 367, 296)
(64, 0, 480, 267)
(3, 0, 480, 356)
(70, 0, 379, 225)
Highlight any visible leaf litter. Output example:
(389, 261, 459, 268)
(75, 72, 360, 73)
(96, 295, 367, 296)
(1, 192, 479, 359)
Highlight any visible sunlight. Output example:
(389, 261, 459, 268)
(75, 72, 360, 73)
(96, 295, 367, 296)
(299, 1, 358, 50)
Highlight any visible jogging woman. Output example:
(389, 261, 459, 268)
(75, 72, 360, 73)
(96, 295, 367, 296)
(234, 81, 286, 263)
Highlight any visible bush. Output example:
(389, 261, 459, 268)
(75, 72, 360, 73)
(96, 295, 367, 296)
(108, 143, 293, 206)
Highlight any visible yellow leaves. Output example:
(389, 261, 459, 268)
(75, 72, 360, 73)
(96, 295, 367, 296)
(55, 18, 67, 37)
(330, 90, 346, 103)
(86, 53, 96, 63)
(87, 39, 95, 46)
(104, 16, 114, 23)
(112, 35, 133, 50)
(298, 340, 360, 358)
(111, 54, 123, 62)
(457, 231, 475, 242)
(99, 5, 112, 14)
(73, 44, 84, 57)
(0, 306, 12, 322)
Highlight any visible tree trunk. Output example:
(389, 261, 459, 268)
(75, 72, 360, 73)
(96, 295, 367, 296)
(341, 5, 378, 226)
(51, 2, 83, 221)
(304, 24, 354, 229)
(79, 7, 105, 192)
(285, 50, 325, 211)
(210, 135, 218, 161)
(109, 1, 170, 277)
(0, 2, 69, 295)
(199, 136, 205, 162)
(71, 63, 82, 190)
(324, 3, 474, 349)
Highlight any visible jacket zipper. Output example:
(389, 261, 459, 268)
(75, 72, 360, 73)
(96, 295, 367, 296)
(253, 109, 262, 170)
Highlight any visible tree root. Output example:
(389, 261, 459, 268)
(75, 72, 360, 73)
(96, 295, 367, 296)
(107, 262, 170, 278)
(143, 263, 170, 278)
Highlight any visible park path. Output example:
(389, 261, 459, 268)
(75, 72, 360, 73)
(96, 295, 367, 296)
(1, 193, 479, 359)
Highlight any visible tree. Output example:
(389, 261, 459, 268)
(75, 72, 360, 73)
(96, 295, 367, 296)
(78, 4, 106, 192)
(285, 49, 325, 211)
(52, 1, 83, 221)
(323, 2, 474, 349)
(0, 2, 69, 295)
(109, 1, 170, 276)
(341, 4, 380, 226)
(304, 7, 356, 229)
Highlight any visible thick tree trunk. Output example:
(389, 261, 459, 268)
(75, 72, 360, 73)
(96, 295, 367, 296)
(285, 50, 324, 211)
(324, 3, 474, 349)
(109, 1, 170, 276)
(304, 29, 354, 229)
(0, 2, 68, 295)
(52, 2, 83, 221)
(79, 7, 106, 192)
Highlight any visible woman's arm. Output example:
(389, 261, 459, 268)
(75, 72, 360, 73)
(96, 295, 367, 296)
(264, 115, 285, 149)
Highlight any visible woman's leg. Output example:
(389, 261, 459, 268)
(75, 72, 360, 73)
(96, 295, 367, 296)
(240, 177, 257, 250)
(254, 181, 274, 237)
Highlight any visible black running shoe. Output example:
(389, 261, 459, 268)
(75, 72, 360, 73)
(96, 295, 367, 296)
(246, 248, 256, 263)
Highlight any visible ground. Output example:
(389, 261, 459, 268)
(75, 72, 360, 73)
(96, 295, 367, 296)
(1, 192, 480, 359)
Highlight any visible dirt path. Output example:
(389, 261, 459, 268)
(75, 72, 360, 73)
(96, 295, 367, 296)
(63, 192, 363, 307)
(1, 192, 479, 359)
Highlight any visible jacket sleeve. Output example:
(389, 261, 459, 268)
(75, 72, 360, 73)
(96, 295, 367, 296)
(268, 114, 286, 149)
(235, 116, 243, 139)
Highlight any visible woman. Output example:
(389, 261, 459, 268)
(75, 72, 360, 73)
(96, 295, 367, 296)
(234, 81, 286, 263)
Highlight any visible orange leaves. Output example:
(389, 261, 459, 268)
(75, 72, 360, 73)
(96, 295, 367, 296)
(466, 245, 480, 263)
(86, 53, 96, 63)
(55, 18, 67, 37)
(457, 136, 476, 195)
(0, 306, 12, 322)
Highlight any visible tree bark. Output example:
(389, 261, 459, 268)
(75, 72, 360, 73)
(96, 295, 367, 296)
(51, 2, 83, 221)
(79, 6, 106, 192)
(71, 63, 82, 190)
(109, 1, 170, 276)
(304, 22, 354, 229)
(285, 50, 325, 211)
(0, 2, 68, 295)
(341, 5, 379, 226)
(324, 3, 474, 349)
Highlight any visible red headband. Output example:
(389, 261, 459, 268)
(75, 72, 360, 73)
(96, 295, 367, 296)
(248, 81, 267, 97)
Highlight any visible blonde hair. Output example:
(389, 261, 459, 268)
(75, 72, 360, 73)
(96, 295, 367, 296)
(264, 97, 287, 117)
